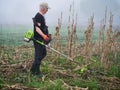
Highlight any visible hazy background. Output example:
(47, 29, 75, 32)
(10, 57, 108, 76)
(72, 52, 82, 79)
(0, 0, 120, 26)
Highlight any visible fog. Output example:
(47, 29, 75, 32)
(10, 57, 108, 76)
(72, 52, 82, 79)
(0, 0, 120, 26)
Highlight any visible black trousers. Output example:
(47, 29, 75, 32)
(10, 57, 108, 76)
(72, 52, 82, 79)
(30, 41, 46, 75)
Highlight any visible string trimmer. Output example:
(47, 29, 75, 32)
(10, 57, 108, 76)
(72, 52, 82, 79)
(24, 30, 75, 62)
(24, 30, 97, 71)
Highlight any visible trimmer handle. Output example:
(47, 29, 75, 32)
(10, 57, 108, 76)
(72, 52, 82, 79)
(45, 34, 52, 44)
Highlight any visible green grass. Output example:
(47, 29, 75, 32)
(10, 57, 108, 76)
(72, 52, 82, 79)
(0, 56, 120, 89)
(69, 78, 100, 90)
(108, 65, 120, 78)
(0, 78, 4, 89)
(26, 79, 67, 90)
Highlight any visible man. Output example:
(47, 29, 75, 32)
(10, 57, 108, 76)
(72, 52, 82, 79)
(30, 2, 50, 76)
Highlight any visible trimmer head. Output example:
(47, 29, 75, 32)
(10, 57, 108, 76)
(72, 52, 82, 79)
(24, 30, 34, 42)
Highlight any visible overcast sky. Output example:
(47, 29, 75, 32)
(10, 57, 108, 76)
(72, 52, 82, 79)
(0, 0, 120, 26)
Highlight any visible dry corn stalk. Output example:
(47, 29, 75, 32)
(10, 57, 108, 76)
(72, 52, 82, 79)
(67, 5, 72, 57)
(98, 7, 107, 56)
(84, 15, 94, 62)
(101, 12, 113, 68)
(72, 14, 78, 58)
(111, 28, 120, 62)
(67, 2, 78, 59)
(54, 12, 63, 58)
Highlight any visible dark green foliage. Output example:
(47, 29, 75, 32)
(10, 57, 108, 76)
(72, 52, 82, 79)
(108, 65, 120, 78)
(0, 79, 3, 89)
(69, 78, 100, 90)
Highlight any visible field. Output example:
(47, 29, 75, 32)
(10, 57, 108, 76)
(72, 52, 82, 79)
(0, 7, 120, 89)
(0, 23, 120, 90)
(0, 45, 120, 90)
(0, 25, 100, 46)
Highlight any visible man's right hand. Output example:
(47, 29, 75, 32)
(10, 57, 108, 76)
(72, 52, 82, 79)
(43, 35, 49, 41)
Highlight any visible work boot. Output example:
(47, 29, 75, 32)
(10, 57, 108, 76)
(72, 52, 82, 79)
(36, 73, 44, 78)
(30, 64, 40, 74)
(30, 69, 43, 78)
